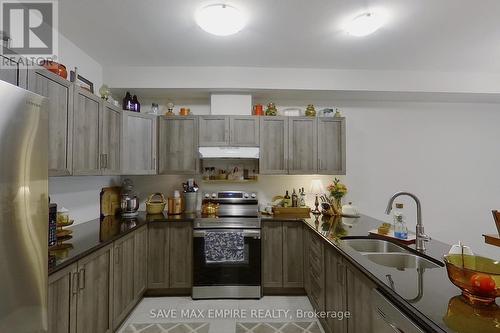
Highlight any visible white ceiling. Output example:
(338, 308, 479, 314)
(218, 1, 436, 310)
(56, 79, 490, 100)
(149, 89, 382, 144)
(60, 0, 500, 73)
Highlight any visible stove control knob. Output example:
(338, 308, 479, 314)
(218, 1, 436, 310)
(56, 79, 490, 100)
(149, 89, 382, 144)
(243, 193, 250, 198)
(211, 193, 217, 199)
(204, 193, 210, 199)
(251, 193, 257, 198)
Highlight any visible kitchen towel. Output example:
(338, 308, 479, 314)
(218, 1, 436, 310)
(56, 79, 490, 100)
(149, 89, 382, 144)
(204, 231, 244, 263)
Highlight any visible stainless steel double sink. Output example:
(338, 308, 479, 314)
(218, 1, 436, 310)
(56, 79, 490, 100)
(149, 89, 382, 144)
(342, 238, 442, 270)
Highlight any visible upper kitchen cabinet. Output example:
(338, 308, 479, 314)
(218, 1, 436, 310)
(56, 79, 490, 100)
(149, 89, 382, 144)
(229, 116, 259, 146)
(317, 118, 346, 175)
(288, 117, 318, 174)
(198, 115, 229, 146)
(158, 116, 198, 174)
(259, 117, 288, 174)
(100, 101, 121, 175)
(199, 115, 259, 147)
(72, 87, 101, 175)
(27, 69, 73, 176)
(0, 55, 19, 86)
(121, 111, 157, 175)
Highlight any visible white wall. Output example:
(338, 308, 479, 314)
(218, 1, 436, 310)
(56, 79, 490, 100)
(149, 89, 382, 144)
(49, 176, 121, 223)
(339, 101, 500, 259)
(58, 34, 103, 91)
(104, 65, 500, 94)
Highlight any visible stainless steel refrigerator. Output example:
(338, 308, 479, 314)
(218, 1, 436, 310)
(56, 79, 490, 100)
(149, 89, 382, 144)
(0, 80, 48, 332)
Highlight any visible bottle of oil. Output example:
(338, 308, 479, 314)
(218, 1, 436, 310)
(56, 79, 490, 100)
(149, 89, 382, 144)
(283, 190, 291, 207)
(292, 189, 298, 207)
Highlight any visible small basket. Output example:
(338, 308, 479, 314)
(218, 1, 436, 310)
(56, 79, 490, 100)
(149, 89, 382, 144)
(146, 193, 166, 215)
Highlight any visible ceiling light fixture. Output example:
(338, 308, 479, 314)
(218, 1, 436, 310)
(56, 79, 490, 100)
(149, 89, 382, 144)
(195, 3, 247, 36)
(343, 12, 387, 37)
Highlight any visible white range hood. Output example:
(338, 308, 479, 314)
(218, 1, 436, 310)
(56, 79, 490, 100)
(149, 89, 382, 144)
(199, 147, 259, 159)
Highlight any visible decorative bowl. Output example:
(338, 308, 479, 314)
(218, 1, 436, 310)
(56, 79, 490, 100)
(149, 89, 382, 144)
(444, 254, 500, 305)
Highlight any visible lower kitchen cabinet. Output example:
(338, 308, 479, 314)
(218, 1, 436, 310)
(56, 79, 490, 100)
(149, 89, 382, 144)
(345, 261, 376, 333)
(283, 222, 304, 288)
(112, 233, 135, 329)
(169, 222, 193, 288)
(133, 225, 148, 299)
(262, 221, 304, 290)
(148, 224, 170, 289)
(324, 245, 347, 333)
(75, 245, 113, 333)
(48, 263, 77, 333)
(307, 231, 325, 311)
(147, 222, 192, 291)
(262, 221, 283, 288)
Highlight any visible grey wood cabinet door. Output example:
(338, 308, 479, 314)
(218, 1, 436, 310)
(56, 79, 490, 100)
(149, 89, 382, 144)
(345, 261, 375, 333)
(169, 222, 193, 288)
(133, 225, 148, 299)
(28, 69, 73, 176)
(229, 116, 259, 146)
(303, 227, 311, 295)
(317, 118, 346, 175)
(262, 221, 283, 288)
(324, 246, 347, 333)
(283, 222, 304, 288)
(112, 233, 135, 329)
(148, 224, 170, 289)
(308, 232, 325, 312)
(73, 87, 101, 175)
(48, 263, 77, 333)
(100, 101, 121, 175)
(259, 117, 288, 174)
(288, 117, 317, 174)
(198, 115, 229, 146)
(76, 245, 112, 333)
(158, 116, 198, 174)
(121, 111, 157, 175)
(0, 55, 19, 86)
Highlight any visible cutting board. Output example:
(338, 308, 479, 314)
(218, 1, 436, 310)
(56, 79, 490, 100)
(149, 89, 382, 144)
(369, 229, 416, 245)
(100, 187, 121, 217)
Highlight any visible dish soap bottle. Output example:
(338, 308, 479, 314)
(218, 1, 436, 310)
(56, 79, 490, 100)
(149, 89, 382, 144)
(393, 203, 408, 239)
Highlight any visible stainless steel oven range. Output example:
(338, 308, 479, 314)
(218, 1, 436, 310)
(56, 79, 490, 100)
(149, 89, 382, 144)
(192, 191, 261, 299)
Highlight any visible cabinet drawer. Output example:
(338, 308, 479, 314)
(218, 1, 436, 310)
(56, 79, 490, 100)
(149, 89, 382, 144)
(309, 277, 324, 311)
(309, 235, 323, 257)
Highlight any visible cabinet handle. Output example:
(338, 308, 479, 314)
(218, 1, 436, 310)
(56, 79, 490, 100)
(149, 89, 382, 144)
(78, 268, 85, 290)
(114, 246, 120, 264)
(99, 154, 104, 169)
(337, 262, 344, 286)
(71, 272, 79, 295)
(104, 154, 108, 169)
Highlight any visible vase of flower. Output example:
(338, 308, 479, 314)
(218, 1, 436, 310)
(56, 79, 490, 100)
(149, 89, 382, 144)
(327, 178, 348, 215)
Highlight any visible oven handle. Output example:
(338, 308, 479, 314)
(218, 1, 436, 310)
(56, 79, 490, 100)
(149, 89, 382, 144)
(193, 229, 261, 238)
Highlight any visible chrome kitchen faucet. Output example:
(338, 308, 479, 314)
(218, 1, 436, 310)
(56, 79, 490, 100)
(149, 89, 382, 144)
(385, 192, 430, 252)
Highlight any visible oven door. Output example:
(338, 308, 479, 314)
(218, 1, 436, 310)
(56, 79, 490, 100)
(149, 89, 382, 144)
(193, 229, 261, 286)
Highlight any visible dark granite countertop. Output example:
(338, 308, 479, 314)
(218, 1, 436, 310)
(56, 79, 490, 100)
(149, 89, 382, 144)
(264, 214, 499, 333)
(49, 211, 499, 333)
(48, 212, 195, 274)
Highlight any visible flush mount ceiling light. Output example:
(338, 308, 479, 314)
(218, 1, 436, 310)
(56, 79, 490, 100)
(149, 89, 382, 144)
(343, 12, 387, 37)
(195, 3, 247, 36)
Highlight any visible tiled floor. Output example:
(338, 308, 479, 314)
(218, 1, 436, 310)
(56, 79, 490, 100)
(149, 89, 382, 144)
(118, 296, 324, 333)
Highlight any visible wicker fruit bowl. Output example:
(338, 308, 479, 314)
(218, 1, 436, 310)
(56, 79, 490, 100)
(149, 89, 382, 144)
(444, 254, 500, 305)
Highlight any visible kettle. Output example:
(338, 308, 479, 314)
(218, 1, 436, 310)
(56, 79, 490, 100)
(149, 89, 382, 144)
(121, 179, 139, 217)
